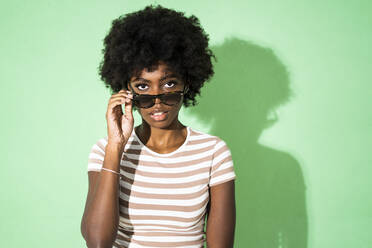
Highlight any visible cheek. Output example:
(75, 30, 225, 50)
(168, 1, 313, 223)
(139, 109, 148, 118)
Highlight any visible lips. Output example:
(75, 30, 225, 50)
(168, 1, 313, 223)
(150, 111, 169, 121)
(150, 110, 168, 115)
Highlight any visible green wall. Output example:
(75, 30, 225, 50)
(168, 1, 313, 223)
(1, 0, 371, 247)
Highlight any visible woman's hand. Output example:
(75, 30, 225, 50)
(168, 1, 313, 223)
(106, 89, 134, 147)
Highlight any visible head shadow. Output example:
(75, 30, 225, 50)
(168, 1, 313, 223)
(184, 37, 308, 247)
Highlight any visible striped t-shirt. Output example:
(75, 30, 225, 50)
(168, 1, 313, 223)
(87, 126, 236, 248)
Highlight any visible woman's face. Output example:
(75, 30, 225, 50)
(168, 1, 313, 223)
(128, 62, 185, 129)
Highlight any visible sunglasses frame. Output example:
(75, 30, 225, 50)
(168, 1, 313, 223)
(128, 83, 188, 109)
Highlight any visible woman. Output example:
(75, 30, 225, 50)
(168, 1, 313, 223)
(81, 4, 236, 248)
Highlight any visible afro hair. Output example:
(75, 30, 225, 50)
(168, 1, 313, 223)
(98, 4, 216, 108)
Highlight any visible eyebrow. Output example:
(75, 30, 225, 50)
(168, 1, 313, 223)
(132, 73, 178, 83)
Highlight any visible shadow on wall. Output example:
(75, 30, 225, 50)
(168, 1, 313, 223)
(185, 37, 308, 248)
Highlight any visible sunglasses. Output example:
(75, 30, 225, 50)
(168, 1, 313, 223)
(128, 83, 188, 109)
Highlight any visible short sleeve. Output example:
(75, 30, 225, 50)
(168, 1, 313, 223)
(87, 137, 108, 172)
(209, 138, 236, 187)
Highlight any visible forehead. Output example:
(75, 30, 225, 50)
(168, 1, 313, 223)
(130, 63, 182, 82)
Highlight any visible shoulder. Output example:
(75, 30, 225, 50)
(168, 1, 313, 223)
(87, 136, 108, 172)
(89, 129, 137, 154)
(188, 126, 224, 146)
(189, 127, 231, 153)
(91, 136, 108, 149)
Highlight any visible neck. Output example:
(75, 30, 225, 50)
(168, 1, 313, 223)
(136, 120, 187, 148)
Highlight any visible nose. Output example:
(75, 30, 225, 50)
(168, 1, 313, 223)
(154, 96, 162, 105)
(152, 87, 164, 105)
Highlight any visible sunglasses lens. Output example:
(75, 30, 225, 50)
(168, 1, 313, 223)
(133, 92, 182, 108)
(162, 93, 182, 105)
(134, 95, 154, 108)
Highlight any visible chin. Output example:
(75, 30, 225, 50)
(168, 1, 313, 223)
(147, 119, 173, 129)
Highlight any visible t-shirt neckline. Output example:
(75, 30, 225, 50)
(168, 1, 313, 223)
(133, 126, 190, 157)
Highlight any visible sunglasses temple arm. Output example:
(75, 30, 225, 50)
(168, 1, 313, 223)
(127, 82, 136, 95)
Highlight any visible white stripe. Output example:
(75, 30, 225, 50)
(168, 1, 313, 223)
(120, 180, 207, 194)
(88, 152, 104, 160)
(87, 164, 102, 171)
(123, 146, 215, 163)
(119, 189, 208, 206)
(210, 173, 236, 186)
(131, 229, 204, 235)
(94, 138, 108, 150)
(118, 219, 204, 232)
(212, 160, 233, 173)
(121, 208, 207, 221)
(122, 208, 206, 220)
(121, 170, 209, 184)
(130, 234, 204, 242)
(184, 140, 215, 151)
(189, 133, 216, 141)
(211, 150, 231, 167)
(121, 160, 211, 173)
(119, 217, 203, 228)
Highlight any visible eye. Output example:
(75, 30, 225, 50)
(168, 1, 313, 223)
(135, 84, 148, 91)
(165, 81, 178, 88)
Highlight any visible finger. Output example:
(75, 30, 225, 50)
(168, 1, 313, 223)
(112, 89, 129, 95)
(110, 92, 133, 100)
(110, 95, 133, 102)
(111, 99, 124, 109)
(109, 97, 132, 108)
(108, 99, 125, 110)
(109, 98, 125, 104)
